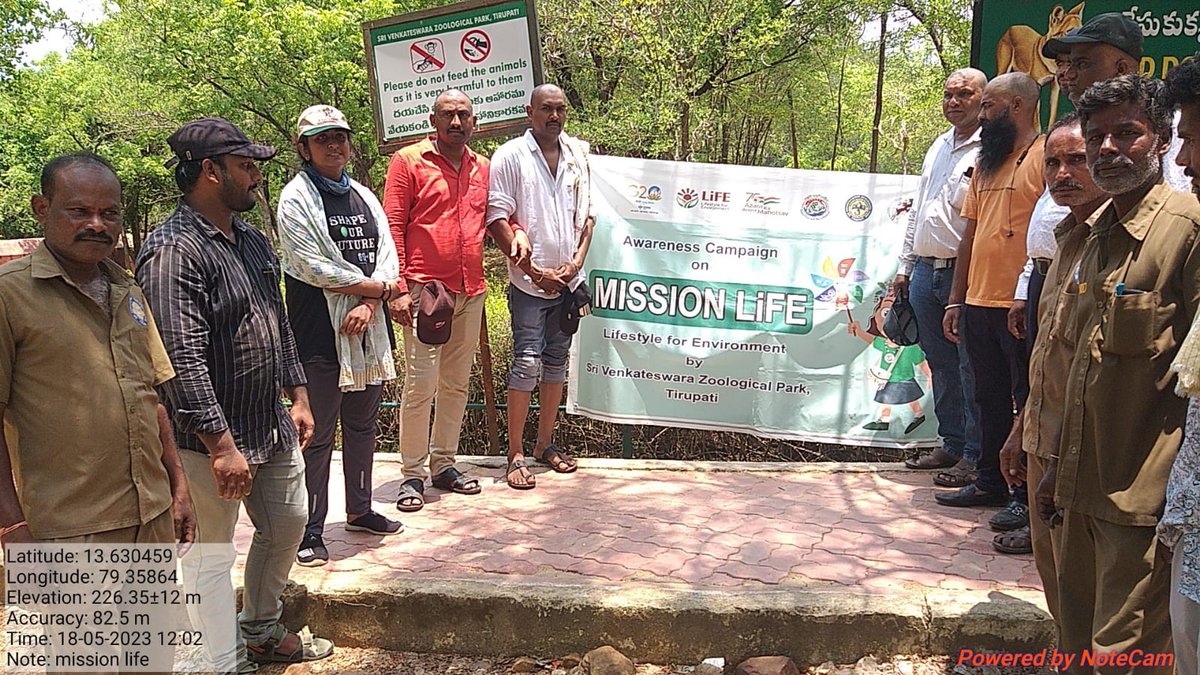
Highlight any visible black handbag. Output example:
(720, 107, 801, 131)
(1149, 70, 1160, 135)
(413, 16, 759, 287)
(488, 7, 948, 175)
(883, 288, 920, 346)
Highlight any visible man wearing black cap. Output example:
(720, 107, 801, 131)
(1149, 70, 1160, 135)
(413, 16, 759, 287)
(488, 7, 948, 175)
(1041, 11, 1190, 191)
(137, 118, 333, 669)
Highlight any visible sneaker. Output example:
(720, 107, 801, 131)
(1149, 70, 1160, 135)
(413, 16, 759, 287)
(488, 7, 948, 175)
(344, 511, 404, 536)
(296, 534, 328, 567)
(989, 500, 1030, 532)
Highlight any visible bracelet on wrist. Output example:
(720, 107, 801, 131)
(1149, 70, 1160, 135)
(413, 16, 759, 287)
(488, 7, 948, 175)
(944, 303, 964, 310)
(0, 520, 27, 538)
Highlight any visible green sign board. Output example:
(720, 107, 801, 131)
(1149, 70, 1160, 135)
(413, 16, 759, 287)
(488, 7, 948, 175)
(362, 0, 544, 152)
(972, 1, 1200, 124)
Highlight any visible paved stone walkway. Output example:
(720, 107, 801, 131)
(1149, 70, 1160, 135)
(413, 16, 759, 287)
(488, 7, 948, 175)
(231, 456, 1044, 600)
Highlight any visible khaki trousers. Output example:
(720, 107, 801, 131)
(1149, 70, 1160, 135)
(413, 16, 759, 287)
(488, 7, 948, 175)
(39, 507, 174, 674)
(1027, 453, 1061, 627)
(399, 284, 486, 480)
(1056, 509, 1172, 674)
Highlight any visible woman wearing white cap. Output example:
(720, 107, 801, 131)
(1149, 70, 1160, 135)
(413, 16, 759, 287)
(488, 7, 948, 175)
(276, 104, 403, 566)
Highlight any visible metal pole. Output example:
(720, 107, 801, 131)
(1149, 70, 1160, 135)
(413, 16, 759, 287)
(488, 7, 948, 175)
(478, 306, 501, 455)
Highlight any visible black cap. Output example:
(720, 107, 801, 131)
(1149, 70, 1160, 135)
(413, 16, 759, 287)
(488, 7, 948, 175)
(559, 281, 592, 335)
(166, 117, 277, 167)
(1042, 12, 1143, 60)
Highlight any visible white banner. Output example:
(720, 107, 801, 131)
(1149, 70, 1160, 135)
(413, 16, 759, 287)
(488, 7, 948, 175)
(567, 155, 938, 449)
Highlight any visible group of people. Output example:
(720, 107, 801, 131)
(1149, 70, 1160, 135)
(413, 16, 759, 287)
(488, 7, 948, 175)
(898, 11, 1200, 673)
(0, 83, 593, 672)
(10, 10, 1200, 672)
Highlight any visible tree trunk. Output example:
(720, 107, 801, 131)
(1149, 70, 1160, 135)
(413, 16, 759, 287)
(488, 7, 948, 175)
(830, 48, 848, 170)
(869, 10, 888, 173)
(788, 86, 799, 169)
(678, 100, 691, 161)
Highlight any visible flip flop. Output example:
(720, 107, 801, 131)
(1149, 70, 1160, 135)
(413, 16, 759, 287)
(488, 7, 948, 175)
(432, 467, 481, 495)
(534, 443, 578, 473)
(506, 458, 536, 490)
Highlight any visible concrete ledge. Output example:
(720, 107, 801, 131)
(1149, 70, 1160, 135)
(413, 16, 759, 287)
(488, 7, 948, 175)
(380, 453, 911, 474)
(287, 576, 1054, 665)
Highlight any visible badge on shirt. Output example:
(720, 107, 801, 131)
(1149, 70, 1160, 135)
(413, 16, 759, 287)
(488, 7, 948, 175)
(129, 296, 148, 327)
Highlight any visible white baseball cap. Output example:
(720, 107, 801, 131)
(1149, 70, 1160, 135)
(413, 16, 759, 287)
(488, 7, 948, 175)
(296, 104, 351, 137)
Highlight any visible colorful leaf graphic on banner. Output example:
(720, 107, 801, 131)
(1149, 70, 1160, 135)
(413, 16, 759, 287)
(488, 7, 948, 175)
(811, 256, 870, 313)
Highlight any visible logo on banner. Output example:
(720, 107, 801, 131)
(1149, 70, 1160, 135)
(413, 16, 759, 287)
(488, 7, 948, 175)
(676, 188, 699, 208)
(802, 195, 829, 219)
(630, 184, 664, 214)
(845, 195, 873, 222)
(743, 192, 788, 216)
(676, 188, 732, 211)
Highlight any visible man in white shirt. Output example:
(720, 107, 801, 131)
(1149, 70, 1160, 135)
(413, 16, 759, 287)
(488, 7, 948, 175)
(893, 68, 986, 482)
(487, 84, 595, 490)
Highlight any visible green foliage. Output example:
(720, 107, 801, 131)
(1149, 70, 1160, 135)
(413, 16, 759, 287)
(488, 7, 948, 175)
(0, 0, 971, 241)
(0, 0, 973, 457)
(0, 0, 62, 80)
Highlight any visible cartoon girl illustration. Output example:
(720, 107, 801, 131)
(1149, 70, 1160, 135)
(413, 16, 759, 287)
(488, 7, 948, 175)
(847, 289, 930, 434)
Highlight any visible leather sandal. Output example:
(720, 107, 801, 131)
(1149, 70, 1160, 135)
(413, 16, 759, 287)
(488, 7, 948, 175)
(904, 447, 959, 470)
(534, 443, 578, 473)
(934, 458, 978, 487)
(993, 525, 1033, 554)
(432, 467, 481, 494)
(506, 458, 536, 490)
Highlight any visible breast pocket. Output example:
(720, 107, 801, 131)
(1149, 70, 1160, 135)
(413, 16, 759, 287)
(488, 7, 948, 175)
(1100, 290, 1161, 357)
(468, 180, 487, 212)
(949, 174, 971, 211)
(1048, 289, 1081, 351)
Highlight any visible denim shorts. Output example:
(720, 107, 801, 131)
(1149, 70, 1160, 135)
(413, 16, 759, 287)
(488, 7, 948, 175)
(507, 284, 572, 391)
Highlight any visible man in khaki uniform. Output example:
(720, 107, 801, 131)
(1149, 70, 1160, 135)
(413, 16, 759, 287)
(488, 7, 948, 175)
(0, 153, 193, 551)
(1038, 75, 1200, 672)
(999, 114, 1108, 628)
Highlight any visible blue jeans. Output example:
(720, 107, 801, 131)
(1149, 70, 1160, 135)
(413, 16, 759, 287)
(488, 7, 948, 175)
(507, 285, 573, 392)
(909, 260, 981, 462)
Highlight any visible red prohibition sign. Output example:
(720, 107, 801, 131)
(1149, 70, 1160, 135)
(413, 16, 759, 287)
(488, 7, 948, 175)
(461, 30, 491, 63)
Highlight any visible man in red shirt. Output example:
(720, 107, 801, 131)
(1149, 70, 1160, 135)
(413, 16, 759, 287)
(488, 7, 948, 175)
(385, 89, 526, 511)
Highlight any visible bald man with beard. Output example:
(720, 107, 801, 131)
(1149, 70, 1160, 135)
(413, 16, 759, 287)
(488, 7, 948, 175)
(936, 73, 1046, 526)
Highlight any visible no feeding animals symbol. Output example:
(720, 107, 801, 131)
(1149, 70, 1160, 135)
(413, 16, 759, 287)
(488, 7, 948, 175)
(461, 30, 490, 63)
(411, 38, 445, 73)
